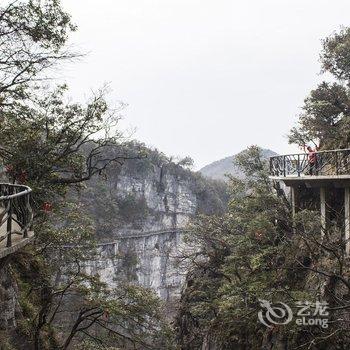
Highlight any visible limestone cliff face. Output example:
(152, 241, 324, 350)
(113, 166, 198, 234)
(0, 260, 21, 330)
(83, 230, 187, 308)
(81, 148, 227, 307)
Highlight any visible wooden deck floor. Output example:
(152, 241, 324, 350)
(0, 219, 34, 259)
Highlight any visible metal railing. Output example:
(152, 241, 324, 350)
(270, 149, 350, 177)
(0, 183, 33, 248)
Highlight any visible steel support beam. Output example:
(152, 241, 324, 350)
(291, 186, 299, 234)
(291, 186, 298, 218)
(345, 188, 350, 256)
(320, 187, 326, 237)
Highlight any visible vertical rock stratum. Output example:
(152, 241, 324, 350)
(80, 145, 228, 311)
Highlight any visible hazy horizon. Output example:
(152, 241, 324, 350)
(60, 0, 350, 169)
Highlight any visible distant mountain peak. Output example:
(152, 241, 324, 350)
(199, 148, 277, 181)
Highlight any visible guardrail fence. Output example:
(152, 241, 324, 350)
(270, 149, 350, 177)
(0, 184, 33, 248)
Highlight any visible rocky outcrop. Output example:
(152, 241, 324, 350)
(81, 147, 228, 309)
(112, 166, 198, 234)
(83, 230, 188, 314)
(0, 258, 21, 330)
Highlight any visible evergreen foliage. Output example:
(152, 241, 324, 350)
(176, 146, 350, 349)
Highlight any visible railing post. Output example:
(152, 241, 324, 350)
(23, 194, 29, 238)
(283, 155, 286, 177)
(6, 198, 12, 247)
(297, 154, 300, 177)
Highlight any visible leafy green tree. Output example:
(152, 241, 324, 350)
(176, 146, 292, 348)
(176, 146, 350, 349)
(289, 27, 350, 149)
(0, 1, 174, 349)
(0, 84, 129, 207)
(0, 0, 76, 108)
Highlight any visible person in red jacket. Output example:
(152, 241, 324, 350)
(304, 145, 318, 175)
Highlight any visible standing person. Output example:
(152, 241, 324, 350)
(304, 145, 318, 175)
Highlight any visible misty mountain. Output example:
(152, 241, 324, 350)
(199, 148, 277, 181)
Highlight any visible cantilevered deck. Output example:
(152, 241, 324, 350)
(269, 148, 350, 254)
(0, 184, 34, 259)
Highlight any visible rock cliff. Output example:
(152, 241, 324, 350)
(0, 260, 20, 330)
(80, 145, 228, 309)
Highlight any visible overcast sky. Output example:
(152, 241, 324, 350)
(60, 0, 350, 169)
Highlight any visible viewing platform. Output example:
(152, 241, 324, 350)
(269, 148, 350, 186)
(0, 184, 34, 259)
(269, 148, 350, 255)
